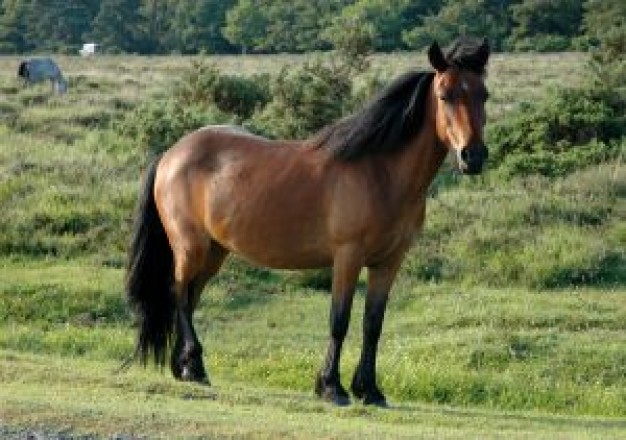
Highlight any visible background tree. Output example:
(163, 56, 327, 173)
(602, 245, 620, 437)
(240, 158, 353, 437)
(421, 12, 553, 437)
(403, 0, 514, 51)
(582, 0, 625, 91)
(0, 0, 621, 54)
(508, 0, 584, 51)
(324, 0, 443, 52)
(322, 15, 376, 73)
(168, 0, 236, 54)
(222, 0, 268, 53)
(90, 0, 143, 53)
(224, 0, 347, 53)
(137, 0, 174, 53)
(24, 0, 99, 52)
(0, 0, 31, 53)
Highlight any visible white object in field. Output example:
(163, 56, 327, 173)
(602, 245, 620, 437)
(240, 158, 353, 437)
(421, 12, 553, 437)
(79, 43, 98, 56)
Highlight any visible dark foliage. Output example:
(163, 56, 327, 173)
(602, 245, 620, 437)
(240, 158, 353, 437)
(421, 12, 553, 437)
(0, 0, 601, 54)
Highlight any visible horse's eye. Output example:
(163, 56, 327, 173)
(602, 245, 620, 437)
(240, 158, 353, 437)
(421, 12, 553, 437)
(440, 91, 453, 102)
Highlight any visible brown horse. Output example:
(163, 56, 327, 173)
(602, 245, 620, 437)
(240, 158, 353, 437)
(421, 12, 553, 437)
(126, 38, 490, 406)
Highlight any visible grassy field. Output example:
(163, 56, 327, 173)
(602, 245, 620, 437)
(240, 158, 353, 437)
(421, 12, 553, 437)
(4, 353, 625, 440)
(1, 261, 625, 438)
(0, 52, 625, 438)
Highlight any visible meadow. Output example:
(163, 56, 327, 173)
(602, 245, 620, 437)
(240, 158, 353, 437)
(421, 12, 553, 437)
(0, 52, 624, 439)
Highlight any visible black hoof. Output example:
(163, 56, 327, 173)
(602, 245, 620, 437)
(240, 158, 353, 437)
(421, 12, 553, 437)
(171, 361, 182, 380)
(363, 393, 388, 408)
(351, 372, 387, 407)
(350, 373, 364, 399)
(173, 355, 209, 385)
(181, 366, 210, 385)
(315, 374, 351, 406)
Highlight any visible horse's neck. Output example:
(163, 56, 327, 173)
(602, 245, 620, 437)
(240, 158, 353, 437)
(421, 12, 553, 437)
(386, 98, 447, 204)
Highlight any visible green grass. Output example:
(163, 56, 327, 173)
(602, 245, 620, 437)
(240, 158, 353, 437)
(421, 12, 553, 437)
(2, 351, 625, 439)
(1, 261, 625, 420)
(0, 52, 624, 437)
(412, 163, 626, 287)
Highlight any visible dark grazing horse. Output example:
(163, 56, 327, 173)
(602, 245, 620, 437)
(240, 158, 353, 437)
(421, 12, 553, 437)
(126, 38, 490, 406)
(18, 58, 68, 94)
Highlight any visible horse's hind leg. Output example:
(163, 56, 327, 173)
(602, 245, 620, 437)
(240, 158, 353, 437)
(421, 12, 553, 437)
(189, 242, 228, 311)
(171, 241, 228, 383)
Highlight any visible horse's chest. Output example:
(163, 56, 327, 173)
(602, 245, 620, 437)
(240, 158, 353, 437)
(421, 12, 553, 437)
(362, 203, 425, 263)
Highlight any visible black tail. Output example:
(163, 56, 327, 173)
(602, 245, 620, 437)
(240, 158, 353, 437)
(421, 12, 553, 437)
(125, 156, 175, 366)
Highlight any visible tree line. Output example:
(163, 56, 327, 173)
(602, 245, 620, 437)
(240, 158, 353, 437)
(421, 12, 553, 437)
(0, 0, 615, 54)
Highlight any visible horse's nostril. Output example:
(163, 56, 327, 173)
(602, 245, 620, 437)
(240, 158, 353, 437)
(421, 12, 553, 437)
(460, 148, 470, 162)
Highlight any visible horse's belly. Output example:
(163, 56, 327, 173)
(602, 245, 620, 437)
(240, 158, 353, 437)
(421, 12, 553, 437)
(237, 248, 332, 270)
(208, 209, 333, 270)
(222, 233, 333, 270)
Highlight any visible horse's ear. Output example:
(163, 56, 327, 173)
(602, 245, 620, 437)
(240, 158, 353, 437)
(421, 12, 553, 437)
(477, 38, 490, 69)
(428, 41, 448, 72)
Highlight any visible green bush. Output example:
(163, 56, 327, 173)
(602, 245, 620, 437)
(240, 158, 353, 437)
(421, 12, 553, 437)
(495, 138, 623, 178)
(116, 99, 232, 155)
(119, 53, 382, 148)
(117, 60, 275, 155)
(487, 86, 623, 177)
(249, 59, 352, 139)
(175, 61, 271, 120)
(348, 69, 387, 110)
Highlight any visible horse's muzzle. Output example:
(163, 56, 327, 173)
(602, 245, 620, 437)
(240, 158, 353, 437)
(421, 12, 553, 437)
(458, 144, 488, 175)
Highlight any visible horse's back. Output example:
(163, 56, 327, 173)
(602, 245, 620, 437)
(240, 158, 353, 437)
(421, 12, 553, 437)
(20, 57, 62, 82)
(159, 126, 291, 179)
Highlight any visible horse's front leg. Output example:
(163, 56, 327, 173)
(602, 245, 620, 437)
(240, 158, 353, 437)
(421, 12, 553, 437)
(351, 259, 403, 406)
(316, 248, 361, 406)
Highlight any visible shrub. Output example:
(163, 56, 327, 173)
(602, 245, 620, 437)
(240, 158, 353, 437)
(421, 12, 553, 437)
(175, 60, 271, 120)
(349, 69, 387, 110)
(583, 0, 626, 95)
(487, 86, 623, 177)
(249, 59, 352, 139)
(495, 139, 623, 178)
(116, 99, 231, 155)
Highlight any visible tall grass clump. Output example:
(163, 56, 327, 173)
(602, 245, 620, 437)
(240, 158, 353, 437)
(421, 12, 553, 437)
(404, 163, 625, 288)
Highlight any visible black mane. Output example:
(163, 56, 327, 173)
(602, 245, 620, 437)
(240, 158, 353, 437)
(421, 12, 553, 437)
(313, 37, 488, 161)
(444, 36, 489, 75)
(312, 71, 434, 161)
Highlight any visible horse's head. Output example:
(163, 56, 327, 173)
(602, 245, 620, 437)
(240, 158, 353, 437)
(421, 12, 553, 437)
(18, 61, 28, 79)
(429, 39, 490, 175)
